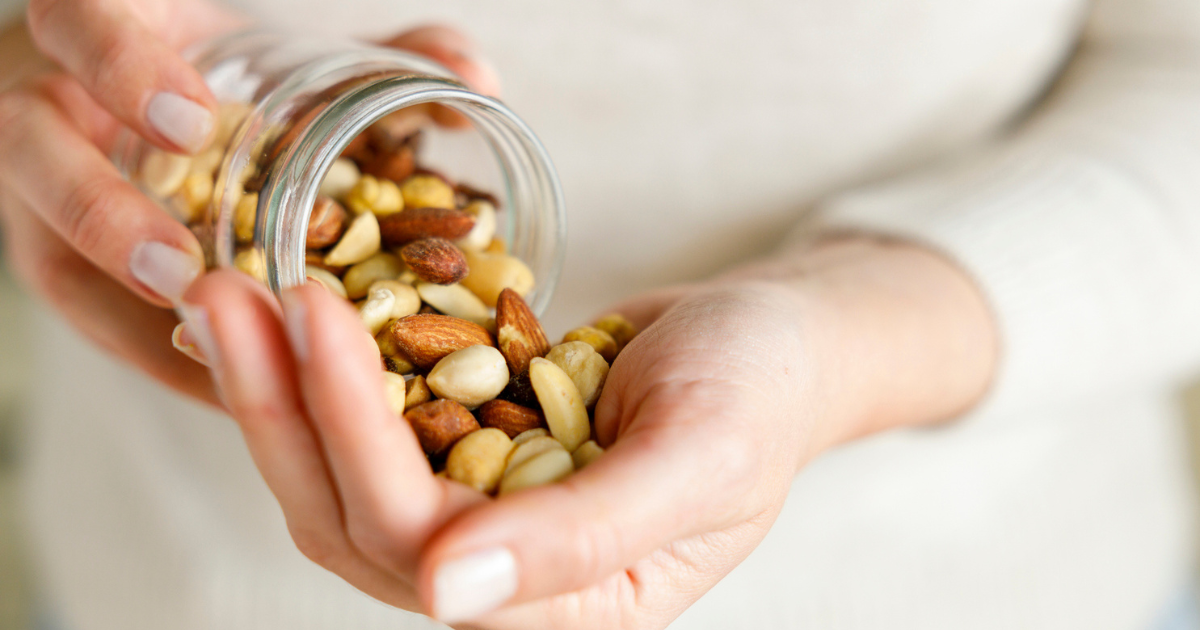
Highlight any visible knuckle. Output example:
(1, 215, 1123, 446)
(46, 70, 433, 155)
(84, 30, 138, 100)
(58, 176, 118, 256)
(344, 518, 406, 570)
(289, 526, 344, 569)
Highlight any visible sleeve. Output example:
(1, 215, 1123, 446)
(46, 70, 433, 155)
(812, 2, 1200, 419)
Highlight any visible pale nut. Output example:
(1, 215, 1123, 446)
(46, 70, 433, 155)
(214, 102, 251, 148)
(170, 172, 213, 223)
(234, 192, 258, 243)
(485, 237, 507, 255)
(461, 250, 535, 307)
(528, 357, 590, 451)
(445, 428, 513, 494)
(416, 282, 490, 326)
(384, 353, 416, 376)
(370, 280, 421, 319)
(371, 178, 404, 217)
(344, 174, 379, 214)
(324, 210, 381, 267)
(234, 248, 266, 283)
(504, 435, 565, 475)
(426, 345, 510, 410)
(572, 440, 604, 470)
(511, 428, 549, 446)
(498, 448, 574, 496)
(305, 265, 348, 299)
(343, 252, 403, 299)
(593, 313, 638, 352)
(455, 200, 497, 252)
(345, 174, 404, 217)
(189, 147, 223, 176)
(139, 149, 191, 198)
(382, 371, 408, 417)
(400, 174, 456, 209)
(358, 286, 397, 335)
(320, 158, 361, 201)
(545, 341, 609, 408)
(405, 374, 432, 411)
(562, 326, 618, 363)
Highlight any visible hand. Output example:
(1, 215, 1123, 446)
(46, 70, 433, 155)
(0, 0, 499, 405)
(180, 237, 997, 629)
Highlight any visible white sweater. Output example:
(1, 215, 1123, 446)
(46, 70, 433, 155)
(16, 0, 1200, 628)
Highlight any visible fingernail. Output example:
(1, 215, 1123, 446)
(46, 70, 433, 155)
(171, 322, 209, 366)
(433, 547, 517, 623)
(147, 92, 214, 154)
(130, 241, 203, 304)
(176, 304, 219, 371)
(280, 290, 309, 361)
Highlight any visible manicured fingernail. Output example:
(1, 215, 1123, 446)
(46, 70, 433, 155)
(176, 304, 218, 370)
(171, 322, 209, 366)
(280, 290, 309, 361)
(433, 547, 517, 623)
(147, 92, 214, 154)
(130, 241, 203, 304)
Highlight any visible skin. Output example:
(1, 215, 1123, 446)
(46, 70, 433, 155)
(0, 3, 1000, 629)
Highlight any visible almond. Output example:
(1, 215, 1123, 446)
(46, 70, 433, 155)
(496, 288, 550, 375)
(400, 237, 468, 285)
(379, 207, 475, 246)
(404, 399, 480, 458)
(385, 313, 494, 369)
(361, 144, 416, 183)
(479, 399, 546, 438)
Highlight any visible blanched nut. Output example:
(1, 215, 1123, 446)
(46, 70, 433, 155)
(214, 102, 252, 148)
(572, 440, 604, 470)
(499, 448, 574, 496)
(234, 248, 266, 283)
(324, 210, 381, 266)
(455, 200, 497, 252)
(528, 357, 590, 451)
(358, 286, 397, 335)
(445, 428, 513, 493)
(426, 345, 510, 410)
(370, 280, 421, 319)
(305, 265, 348, 298)
(504, 435, 564, 475)
(485, 237, 507, 255)
(461, 250, 535, 307)
(400, 174, 456, 210)
(416, 282, 490, 326)
(345, 174, 404, 217)
(171, 172, 213, 223)
(234, 192, 258, 243)
(562, 326, 618, 363)
(593, 313, 638, 352)
(139, 149, 191, 198)
(512, 428, 549, 446)
(545, 341, 609, 408)
(384, 354, 416, 376)
(382, 372, 408, 416)
(404, 374, 432, 411)
(189, 147, 223, 176)
(320, 158, 361, 200)
(343, 252, 403, 299)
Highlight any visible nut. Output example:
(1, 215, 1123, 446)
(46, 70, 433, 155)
(461, 250, 535, 307)
(498, 448, 573, 496)
(345, 174, 404, 217)
(496, 288, 551, 375)
(358, 286, 397, 335)
(405, 399, 480, 458)
(455, 200, 496, 251)
(479, 399, 546, 437)
(370, 280, 421, 319)
(386, 314, 494, 369)
(139, 149, 191, 198)
(305, 265, 348, 299)
(400, 174, 456, 209)
(189, 147, 223, 176)
(426, 345, 510, 410)
(572, 440, 604, 470)
(545, 341, 609, 408)
(454, 182, 500, 208)
(416, 282, 490, 325)
(404, 374, 432, 411)
(320, 158, 361, 200)
(384, 354, 416, 375)
(400, 238, 469, 285)
(171, 172, 213, 223)
(511, 427, 549, 446)
(214, 102, 251, 148)
(324, 210, 381, 267)
(234, 192, 259, 243)
(306, 196, 349, 249)
(445, 428, 513, 493)
(562, 326, 618, 363)
(528, 357, 590, 451)
(382, 372, 408, 417)
(592, 313, 638, 352)
(343, 252, 403, 299)
(361, 144, 416, 184)
(379, 207, 476, 247)
(234, 248, 266, 282)
(304, 252, 346, 276)
(485, 237, 507, 255)
(503, 435, 564, 475)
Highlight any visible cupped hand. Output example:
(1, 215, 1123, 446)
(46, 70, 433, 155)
(0, 0, 499, 405)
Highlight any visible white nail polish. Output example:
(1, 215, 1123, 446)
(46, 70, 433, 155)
(433, 547, 517, 623)
(147, 92, 213, 154)
(171, 322, 210, 366)
(176, 304, 218, 370)
(280, 291, 309, 361)
(129, 241, 203, 304)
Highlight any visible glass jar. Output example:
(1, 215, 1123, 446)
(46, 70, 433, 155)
(112, 30, 565, 315)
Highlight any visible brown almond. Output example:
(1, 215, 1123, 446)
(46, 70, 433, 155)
(404, 399, 479, 458)
(400, 237, 469, 285)
(454, 182, 501, 208)
(386, 313, 494, 369)
(339, 132, 374, 164)
(380, 207, 475, 247)
(478, 399, 546, 438)
(307, 196, 349, 249)
(496, 288, 550, 375)
(361, 144, 415, 183)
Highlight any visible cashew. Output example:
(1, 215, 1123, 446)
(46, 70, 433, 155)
(320, 158, 361, 201)
(426, 345, 510, 410)
(416, 282, 491, 326)
(324, 210, 381, 266)
(455, 200, 497, 252)
(343, 252, 403, 299)
(528, 357, 590, 451)
(400, 174, 456, 209)
(358, 286, 397, 335)
(139, 149, 191, 198)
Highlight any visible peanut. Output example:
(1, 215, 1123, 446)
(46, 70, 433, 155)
(504, 435, 564, 475)
(445, 428, 513, 493)
(345, 174, 404, 217)
(426, 345, 510, 409)
(528, 357, 590, 451)
(400, 174, 456, 209)
(512, 428, 549, 445)
(498, 448, 573, 495)
(455, 200, 497, 251)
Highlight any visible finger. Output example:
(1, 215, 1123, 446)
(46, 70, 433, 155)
(26, 0, 238, 153)
(384, 24, 501, 128)
(0, 195, 218, 405)
(0, 85, 204, 306)
(279, 283, 483, 577)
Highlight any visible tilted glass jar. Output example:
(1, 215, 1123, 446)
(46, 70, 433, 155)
(112, 30, 565, 315)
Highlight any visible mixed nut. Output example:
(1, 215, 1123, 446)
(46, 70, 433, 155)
(135, 105, 638, 497)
